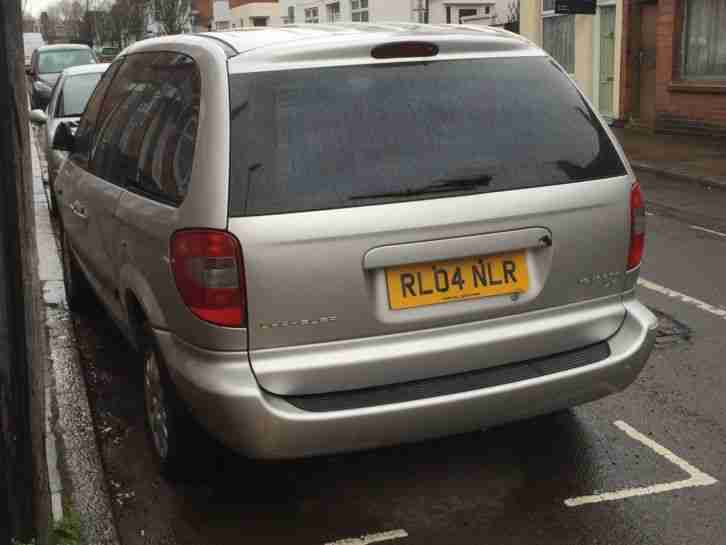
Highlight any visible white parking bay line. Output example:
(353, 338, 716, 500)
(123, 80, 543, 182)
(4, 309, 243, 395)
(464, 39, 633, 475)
(324, 529, 409, 545)
(638, 278, 726, 319)
(690, 225, 726, 238)
(564, 421, 717, 507)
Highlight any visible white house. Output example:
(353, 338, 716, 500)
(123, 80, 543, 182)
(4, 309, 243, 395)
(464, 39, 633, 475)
(230, 0, 284, 27)
(279, 0, 511, 25)
(213, 0, 234, 29)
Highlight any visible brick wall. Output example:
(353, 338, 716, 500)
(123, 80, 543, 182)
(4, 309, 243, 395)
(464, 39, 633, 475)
(192, 0, 213, 28)
(641, 0, 726, 135)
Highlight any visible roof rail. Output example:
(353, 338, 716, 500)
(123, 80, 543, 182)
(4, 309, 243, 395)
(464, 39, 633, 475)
(195, 33, 239, 57)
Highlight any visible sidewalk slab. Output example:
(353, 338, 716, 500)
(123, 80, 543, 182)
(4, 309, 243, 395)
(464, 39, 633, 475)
(29, 127, 120, 545)
(612, 127, 726, 189)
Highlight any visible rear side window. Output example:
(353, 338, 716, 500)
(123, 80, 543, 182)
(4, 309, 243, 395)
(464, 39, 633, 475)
(89, 52, 201, 204)
(228, 56, 626, 216)
(73, 59, 122, 169)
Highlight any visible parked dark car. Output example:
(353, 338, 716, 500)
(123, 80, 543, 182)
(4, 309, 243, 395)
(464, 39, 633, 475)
(27, 44, 97, 110)
(30, 63, 110, 214)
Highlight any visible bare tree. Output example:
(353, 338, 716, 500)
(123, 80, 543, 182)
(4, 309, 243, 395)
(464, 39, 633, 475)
(110, 0, 147, 46)
(152, 0, 190, 36)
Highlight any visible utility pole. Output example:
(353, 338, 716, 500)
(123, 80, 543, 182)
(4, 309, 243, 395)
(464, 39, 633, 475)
(0, 0, 37, 543)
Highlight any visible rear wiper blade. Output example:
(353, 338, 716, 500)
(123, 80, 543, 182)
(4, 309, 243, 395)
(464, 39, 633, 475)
(350, 174, 493, 201)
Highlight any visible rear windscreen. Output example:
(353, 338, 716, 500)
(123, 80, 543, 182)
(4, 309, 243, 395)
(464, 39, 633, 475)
(228, 56, 627, 216)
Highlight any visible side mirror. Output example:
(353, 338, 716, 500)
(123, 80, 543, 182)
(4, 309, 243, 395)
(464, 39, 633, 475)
(29, 109, 47, 125)
(52, 122, 76, 153)
(25, 66, 33, 76)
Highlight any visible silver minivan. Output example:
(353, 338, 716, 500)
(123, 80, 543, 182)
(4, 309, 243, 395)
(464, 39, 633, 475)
(52, 25, 656, 479)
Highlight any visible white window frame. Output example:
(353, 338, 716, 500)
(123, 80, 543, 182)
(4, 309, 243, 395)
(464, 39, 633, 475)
(542, 1, 575, 75)
(351, 0, 369, 22)
(284, 6, 295, 24)
(327, 1, 341, 23)
(305, 6, 320, 23)
(680, 0, 726, 80)
(457, 7, 479, 23)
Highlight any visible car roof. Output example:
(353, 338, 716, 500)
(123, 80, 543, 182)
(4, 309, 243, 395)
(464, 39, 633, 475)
(206, 23, 533, 53)
(125, 23, 540, 71)
(37, 43, 92, 52)
(61, 63, 109, 77)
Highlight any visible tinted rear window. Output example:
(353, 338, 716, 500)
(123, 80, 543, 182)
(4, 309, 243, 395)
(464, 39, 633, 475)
(228, 56, 626, 216)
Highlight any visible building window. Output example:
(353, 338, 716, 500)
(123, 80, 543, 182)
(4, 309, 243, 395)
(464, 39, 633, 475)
(412, 0, 426, 22)
(251, 16, 268, 26)
(351, 0, 369, 21)
(682, 0, 726, 80)
(459, 7, 478, 23)
(327, 2, 341, 22)
(543, 2, 575, 74)
(485, 6, 491, 15)
(305, 7, 320, 22)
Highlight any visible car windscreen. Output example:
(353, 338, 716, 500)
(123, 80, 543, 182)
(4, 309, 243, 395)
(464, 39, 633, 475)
(58, 72, 103, 117)
(228, 56, 627, 217)
(38, 49, 94, 74)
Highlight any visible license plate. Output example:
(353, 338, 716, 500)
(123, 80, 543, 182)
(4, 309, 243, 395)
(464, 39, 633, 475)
(385, 251, 529, 310)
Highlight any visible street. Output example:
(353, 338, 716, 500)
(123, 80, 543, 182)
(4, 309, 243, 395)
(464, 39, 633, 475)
(68, 170, 726, 545)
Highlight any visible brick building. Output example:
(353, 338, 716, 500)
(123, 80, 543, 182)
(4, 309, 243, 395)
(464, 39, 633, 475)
(620, 0, 726, 135)
(191, 0, 214, 31)
(229, 0, 282, 27)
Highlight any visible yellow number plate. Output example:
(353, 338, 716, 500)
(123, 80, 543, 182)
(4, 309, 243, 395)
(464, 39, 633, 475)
(385, 251, 529, 310)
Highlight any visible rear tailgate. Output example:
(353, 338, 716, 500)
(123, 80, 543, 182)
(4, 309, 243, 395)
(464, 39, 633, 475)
(226, 54, 632, 395)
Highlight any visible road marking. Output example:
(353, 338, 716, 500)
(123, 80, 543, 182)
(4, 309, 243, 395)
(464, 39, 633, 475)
(324, 530, 408, 545)
(638, 278, 726, 318)
(690, 225, 726, 238)
(564, 421, 717, 507)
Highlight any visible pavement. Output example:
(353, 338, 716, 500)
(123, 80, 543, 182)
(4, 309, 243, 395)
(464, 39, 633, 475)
(612, 127, 726, 188)
(29, 127, 120, 545)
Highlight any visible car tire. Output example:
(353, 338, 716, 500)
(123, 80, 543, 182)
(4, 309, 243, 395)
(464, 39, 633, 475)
(61, 229, 93, 312)
(141, 324, 201, 482)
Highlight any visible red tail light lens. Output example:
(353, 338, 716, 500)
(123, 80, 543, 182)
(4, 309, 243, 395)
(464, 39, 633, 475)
(628, 182, 646, 270)
(170, 230, 246, 328)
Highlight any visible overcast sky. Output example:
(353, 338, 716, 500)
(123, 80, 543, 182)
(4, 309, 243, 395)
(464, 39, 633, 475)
(25, 0, 55, 17)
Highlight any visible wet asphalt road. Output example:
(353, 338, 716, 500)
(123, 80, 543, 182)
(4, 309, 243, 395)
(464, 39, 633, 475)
(69, 171, 726, 545)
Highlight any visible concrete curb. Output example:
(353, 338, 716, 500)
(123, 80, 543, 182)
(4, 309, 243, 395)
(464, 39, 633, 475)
(630, 160, 726, 190)
(30, 129, 120, 545)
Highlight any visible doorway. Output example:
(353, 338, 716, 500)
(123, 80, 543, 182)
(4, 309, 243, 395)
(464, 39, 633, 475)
(635, 3, 658, 127)
(598, 5, 616, 116)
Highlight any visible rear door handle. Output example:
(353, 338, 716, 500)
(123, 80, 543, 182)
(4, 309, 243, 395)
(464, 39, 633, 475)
(363, 228, 553, 270)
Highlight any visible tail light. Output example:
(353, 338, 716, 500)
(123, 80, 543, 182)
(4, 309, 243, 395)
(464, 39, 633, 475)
(170, 230, 246, 328)
(628, 182, 645, 270)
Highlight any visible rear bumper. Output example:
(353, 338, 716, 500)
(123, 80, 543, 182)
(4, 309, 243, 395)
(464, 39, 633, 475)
(157, 298, 656, 460)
